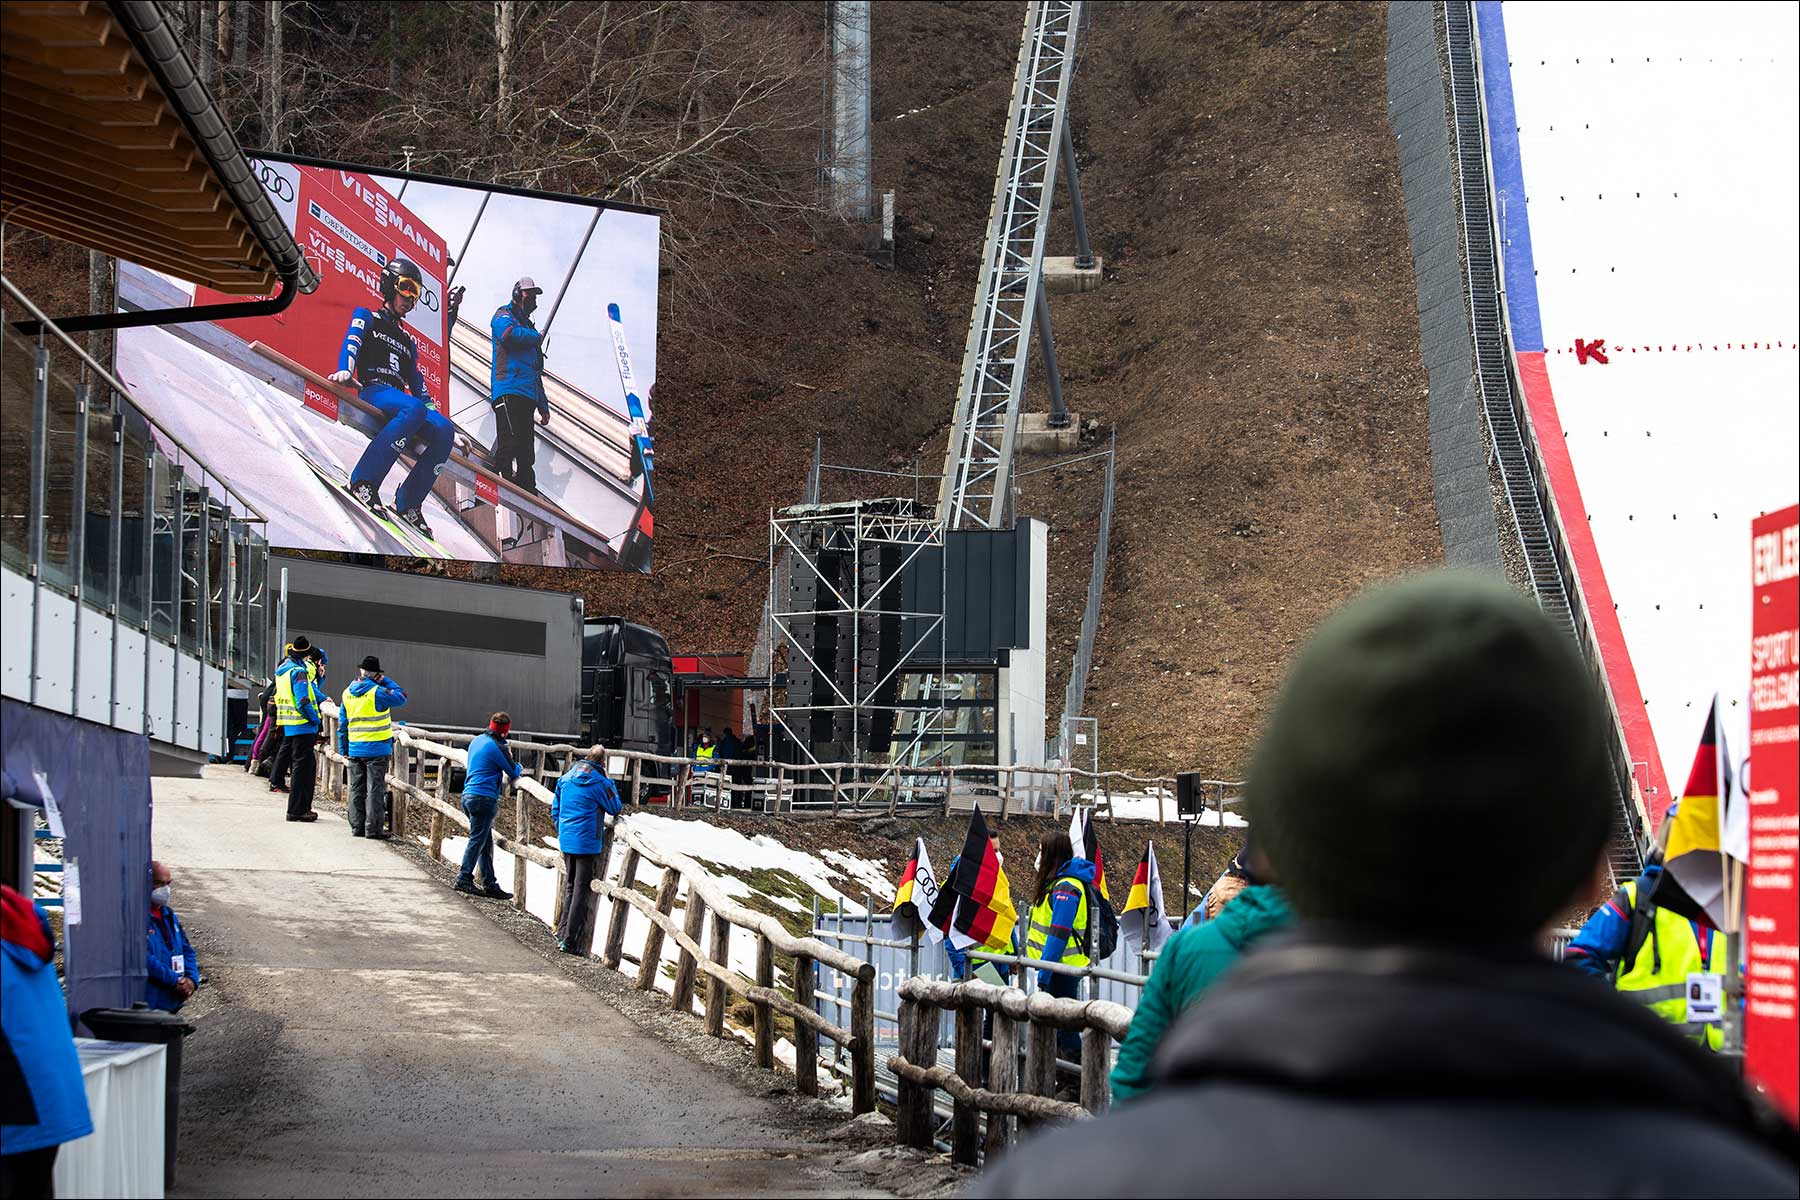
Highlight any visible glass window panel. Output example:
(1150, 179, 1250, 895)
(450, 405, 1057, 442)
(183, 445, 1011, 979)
(37, 341, 82, 594)
(246, 534, 267, 679)
(1, 321, 37, 573)
(179, 474, 203, 654)
(207, 497, 228, 665)
(118, 408, 151, 628)
(81, 389, 115, 604)
(150, 454, 179, 643)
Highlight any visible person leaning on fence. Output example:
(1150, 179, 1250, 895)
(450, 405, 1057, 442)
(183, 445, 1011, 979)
(335, 656, 408, 840)
(1026, 830, 1096, 1074)
(551, 745, 624, 956)
(1181, 841, 1260, 929)
(455, 713, 522, 900)
(1110, 842, 1290, 1103)
(970, 572, 1798, 1198)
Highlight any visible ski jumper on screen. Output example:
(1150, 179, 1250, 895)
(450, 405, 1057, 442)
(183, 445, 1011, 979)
(331, 257, 453, 539)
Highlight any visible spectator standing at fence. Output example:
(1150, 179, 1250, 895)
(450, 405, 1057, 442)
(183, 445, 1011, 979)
(1111, 845, 1289, 1103)
(693, 730, 716, 774)
(336, 657, 408, 840)
(271, 638, 322, 822)
(145, 861, 201, 1012)
(456, 713, 521, 899)
(970, 573, 1797, 1197)
(2, 883, 92, 1199)
(552, 745, 624, 955)
(1181, 841, 1261, 930)
(1026, 830, 1096, 1074)
(248, 671, 279, 776)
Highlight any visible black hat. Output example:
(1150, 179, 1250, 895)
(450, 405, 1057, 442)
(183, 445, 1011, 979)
(360, 656, 382, 673)
(1246, 571, 1613, 943)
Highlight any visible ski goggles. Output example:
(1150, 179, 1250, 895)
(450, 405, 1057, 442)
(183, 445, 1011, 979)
(392, 277, 422, 299)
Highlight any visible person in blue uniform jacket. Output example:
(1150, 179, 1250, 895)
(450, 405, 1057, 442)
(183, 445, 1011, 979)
(330, 256, 453, 540)
(146, 860, 200, 1011)
(489, 277, 551, 492)
(2, 882, 93, 1196)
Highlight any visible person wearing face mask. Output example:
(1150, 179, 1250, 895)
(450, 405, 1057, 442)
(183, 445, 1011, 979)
(489, 277, 551, 492)
(145, 861, 200, 1012)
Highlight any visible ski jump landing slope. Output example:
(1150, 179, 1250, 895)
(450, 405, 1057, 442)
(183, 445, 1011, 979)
(1478, 1, 1799, 822)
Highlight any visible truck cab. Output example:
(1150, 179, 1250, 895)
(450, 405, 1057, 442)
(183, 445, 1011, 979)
(581, 617, 676, 796)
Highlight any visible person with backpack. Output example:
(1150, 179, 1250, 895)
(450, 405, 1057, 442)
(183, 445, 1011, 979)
(1563, 854, 1724, 1051)
(1026, 830, 1108, 1067)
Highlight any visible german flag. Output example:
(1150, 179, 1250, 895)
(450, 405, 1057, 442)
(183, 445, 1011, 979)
(1120, 842, 1173, 957)
(928, 808, 1018, 952)
(1665, 698, 1728, 926)
(891, 837, 945, 943)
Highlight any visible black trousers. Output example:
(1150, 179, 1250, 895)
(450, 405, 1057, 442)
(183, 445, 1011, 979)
(492, 394, 539, 492)
(1, 1145, 58, 1199)
(284, 731, 318, 817)
(557, 853, 602, 953)
(268, 727, 292, 786)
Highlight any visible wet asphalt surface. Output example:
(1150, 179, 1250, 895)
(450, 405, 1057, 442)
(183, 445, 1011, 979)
(155, 768, 898, 1198)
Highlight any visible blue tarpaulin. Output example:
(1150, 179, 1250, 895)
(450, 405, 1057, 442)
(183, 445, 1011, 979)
(2, 700, 151, 1023)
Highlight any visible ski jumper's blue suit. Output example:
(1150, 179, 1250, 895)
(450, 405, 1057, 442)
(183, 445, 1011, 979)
(340, 305, 453, 513)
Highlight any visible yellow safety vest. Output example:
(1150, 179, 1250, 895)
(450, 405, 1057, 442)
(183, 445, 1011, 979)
(1616, 879, 1726, 1052)
(275, 665, 311, 729)
(342, 685, 392, 746)
(695, 745, 715, 769)
(1027, 875, 1091, 968)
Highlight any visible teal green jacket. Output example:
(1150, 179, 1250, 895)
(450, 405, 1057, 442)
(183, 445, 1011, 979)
(1110, 885, 1292, 1103)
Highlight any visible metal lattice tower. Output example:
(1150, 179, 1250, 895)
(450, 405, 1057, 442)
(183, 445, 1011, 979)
(937, 1, 1083, 530)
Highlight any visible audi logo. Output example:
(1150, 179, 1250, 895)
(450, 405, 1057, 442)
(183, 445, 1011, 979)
(254, 162, 295, 203)
(419, 287, 440, 313)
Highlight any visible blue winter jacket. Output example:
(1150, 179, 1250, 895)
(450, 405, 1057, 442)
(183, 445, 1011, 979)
(146, 904, 198, 1012)
(334, 676, 409, 759)
(1035, 857, 1097, 986)
(275, 657, 321, 735)
(463, 731, 522, 801)
(490, 304, 547, 413)
(1, 890, 93, 1155)
(551, 760, 623, 856)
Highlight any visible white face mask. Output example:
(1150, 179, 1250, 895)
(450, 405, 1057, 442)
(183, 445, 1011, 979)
(1033, 852, 1042, 872)
(151, 885, 171, 907)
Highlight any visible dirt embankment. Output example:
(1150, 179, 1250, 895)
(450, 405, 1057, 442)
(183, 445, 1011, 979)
(7, 3, 1441, 780)
(572, 1, 1444, 777)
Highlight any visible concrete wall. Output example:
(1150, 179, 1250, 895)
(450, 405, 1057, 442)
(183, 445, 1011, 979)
(998, 519, 1048, 770)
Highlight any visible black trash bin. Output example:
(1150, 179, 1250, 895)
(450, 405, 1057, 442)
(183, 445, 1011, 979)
(81, 1004, 195, 1189)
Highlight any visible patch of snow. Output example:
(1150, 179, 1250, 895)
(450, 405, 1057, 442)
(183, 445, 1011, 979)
(617, 813, 893, 913)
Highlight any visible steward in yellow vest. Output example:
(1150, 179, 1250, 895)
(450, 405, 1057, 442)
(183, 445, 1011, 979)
(1563, 864, 1725, 1051)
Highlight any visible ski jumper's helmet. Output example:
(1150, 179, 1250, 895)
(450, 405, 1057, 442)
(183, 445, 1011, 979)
(380, 257, 425, 303)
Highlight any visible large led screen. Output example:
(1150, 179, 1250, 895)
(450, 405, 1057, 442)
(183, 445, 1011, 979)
(116, 155, 658, 570)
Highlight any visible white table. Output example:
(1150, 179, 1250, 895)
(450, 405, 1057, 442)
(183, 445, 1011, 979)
(52, 1039, 166, 1199)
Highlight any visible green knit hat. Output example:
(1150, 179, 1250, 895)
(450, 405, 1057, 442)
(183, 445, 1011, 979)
(1246, 571, 1614, 941)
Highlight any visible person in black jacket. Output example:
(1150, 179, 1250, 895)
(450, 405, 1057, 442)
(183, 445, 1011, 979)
(970, 573, 1796, 1198)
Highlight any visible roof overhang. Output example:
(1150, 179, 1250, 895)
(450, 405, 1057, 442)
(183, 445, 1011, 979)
(1, 0, 317, 300)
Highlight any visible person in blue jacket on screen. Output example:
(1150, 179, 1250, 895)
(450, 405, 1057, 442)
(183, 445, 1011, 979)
(329, 256, 453, 541)
(489, 277, 550, 493)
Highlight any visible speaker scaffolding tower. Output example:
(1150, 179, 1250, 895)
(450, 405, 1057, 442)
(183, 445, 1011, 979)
(767, 500, 948, 794)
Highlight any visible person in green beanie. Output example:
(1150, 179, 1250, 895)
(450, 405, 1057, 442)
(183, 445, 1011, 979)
(971, 571, 1796, 1198)
(1109, 841, 1290, 1103)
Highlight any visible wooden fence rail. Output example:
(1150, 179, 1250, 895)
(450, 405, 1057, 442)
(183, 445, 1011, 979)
(312, 705, 879, 1111)
(889, 977, 1133, 1166)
